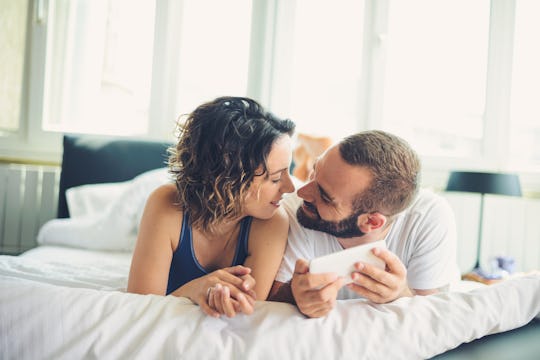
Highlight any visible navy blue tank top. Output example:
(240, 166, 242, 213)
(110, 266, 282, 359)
(166, 213, 252, 295)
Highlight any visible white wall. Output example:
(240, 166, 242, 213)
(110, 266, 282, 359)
(441, 192, 540, 273)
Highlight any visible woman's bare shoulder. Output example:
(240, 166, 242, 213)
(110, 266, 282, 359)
(138, 183, 183, 249)
(145, 183, 182, 216)
(148, 183, 178, 203)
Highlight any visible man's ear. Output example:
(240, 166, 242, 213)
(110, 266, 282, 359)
(357, 212, 386, 233)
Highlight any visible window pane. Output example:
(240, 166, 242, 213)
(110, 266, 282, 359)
(0, 0, 29, 133)
(273, 0, 365, 141)
(43, 0, 156, 136)
(174, 0, 252, 116)
(509, 0, 540, 172)
(382, 0, 490, 158)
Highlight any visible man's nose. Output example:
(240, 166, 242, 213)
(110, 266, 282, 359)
(296, 181, 314, 201)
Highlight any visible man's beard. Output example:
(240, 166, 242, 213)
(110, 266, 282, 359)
(296, 202, 366, 238)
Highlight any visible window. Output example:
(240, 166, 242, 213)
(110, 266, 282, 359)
(381, 0, 490, 159)
(0, 0, 29, 133)
(42, 0, 156, 136)
(270, 0, 365, 141)
(509, 0, 540, 173)
(42, 0, 253, 137)
(173, 0, 253, 119)
(3, 0, 540, 192)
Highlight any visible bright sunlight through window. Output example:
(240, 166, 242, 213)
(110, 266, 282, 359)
(382, 0, 490, 159)
(42, 0, 156, 136)
(509, 0, 540, 172)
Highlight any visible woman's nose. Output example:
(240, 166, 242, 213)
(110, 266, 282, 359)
(281, 173, 295, 194)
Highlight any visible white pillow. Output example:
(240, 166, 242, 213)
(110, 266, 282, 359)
(66, 181, 131, 218)
(38, 168, 171, 251)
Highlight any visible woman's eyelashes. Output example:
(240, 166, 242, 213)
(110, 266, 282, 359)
(271, 169, 289, 183)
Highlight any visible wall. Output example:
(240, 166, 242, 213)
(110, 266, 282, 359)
(442, 192, 540, 273)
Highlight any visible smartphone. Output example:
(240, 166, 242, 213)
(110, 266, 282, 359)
(309, 239, 387, 284)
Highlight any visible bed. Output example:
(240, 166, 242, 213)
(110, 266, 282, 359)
(1, 134, 539, 360)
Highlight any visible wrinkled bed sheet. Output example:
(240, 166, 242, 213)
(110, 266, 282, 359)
(1, 250, 539, 360)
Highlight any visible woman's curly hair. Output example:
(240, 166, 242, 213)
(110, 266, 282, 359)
(169, 96, 295, 232)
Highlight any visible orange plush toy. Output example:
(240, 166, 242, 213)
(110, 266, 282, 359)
(292, 133, 333, 182)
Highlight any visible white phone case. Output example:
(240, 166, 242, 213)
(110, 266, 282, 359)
(309, 239, 387, 284)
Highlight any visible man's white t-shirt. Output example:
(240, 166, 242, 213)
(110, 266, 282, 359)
(275, 189, 461, 299)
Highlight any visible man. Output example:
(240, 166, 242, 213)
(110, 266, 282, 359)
(268, 130, 460, 318)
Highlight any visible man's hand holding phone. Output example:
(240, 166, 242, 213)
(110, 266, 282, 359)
(291, 240, 388, 317)
(291, 259, 344, 318)
(346, 246, 413, 303)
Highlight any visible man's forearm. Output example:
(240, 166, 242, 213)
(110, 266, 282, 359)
(413, 284, 448, 296)
(267, 281, 296, 304)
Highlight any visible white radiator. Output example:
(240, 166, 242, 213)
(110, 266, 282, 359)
(0, 164, 60, 254)
(441, 192, 540, 273)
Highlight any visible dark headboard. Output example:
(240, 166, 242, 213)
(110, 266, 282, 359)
(58, 135, 173, 218)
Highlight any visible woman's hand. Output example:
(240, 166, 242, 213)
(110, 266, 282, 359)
(179, 265, 257, 317)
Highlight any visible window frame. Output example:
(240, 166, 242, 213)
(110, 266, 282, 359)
(2, 0, 540, 194)
(0, 0, 62, 163)
(361, 0, 540, 194)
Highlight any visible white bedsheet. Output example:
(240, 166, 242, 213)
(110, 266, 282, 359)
(3, 245, 131, 290)
(0, 249, 539, 360)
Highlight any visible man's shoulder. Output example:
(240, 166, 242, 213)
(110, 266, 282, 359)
(390, 189, 453, 232)
(406, 188, 449, 215)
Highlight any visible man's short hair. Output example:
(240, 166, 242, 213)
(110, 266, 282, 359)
(338, 130, 420, 217)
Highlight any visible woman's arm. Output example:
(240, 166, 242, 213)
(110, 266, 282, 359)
(127, 184, 179, 295)
(244, 207, 290, 300)
(128, 184, 257, 317)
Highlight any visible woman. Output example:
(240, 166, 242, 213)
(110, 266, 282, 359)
(127, 96, 295, 318)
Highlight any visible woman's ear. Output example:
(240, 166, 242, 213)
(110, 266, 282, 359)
(357, 212, 386, 233)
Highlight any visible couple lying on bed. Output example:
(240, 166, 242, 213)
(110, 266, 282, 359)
(127, 96, 459, 318)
